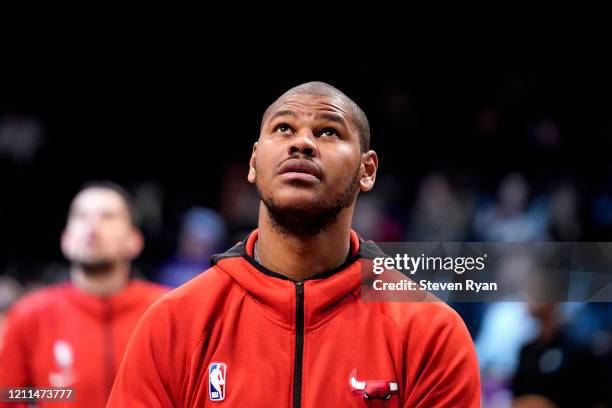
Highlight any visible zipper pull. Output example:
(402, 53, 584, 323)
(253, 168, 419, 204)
(295, 281, 303, 286)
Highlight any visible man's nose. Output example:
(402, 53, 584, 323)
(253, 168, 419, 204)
(83, 215, 104, 231)
(288, 130, 318, 157)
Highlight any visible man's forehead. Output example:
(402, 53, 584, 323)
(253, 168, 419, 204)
(266, 93, 352, 122)
(71, 188, 127, 212)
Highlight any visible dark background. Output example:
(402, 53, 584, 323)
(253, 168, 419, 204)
(3, 70, 612, 270)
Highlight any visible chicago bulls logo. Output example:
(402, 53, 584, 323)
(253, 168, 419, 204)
(349, 369, 398, 401)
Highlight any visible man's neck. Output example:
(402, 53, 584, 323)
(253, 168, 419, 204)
(70, 263, 130, 296)
(255, 205, 353, 281)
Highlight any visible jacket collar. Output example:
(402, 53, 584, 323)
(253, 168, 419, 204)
(211, 229, 381, 329)
(63, 280, 150, 318)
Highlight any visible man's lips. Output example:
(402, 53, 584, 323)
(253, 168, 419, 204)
(278, 159, 322, 180)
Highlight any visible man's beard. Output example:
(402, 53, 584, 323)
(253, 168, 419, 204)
(73, 259, 116, 276)
(257, 165, 360, 237)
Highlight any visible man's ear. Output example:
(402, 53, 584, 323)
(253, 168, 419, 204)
(247, 142, 257, 184)
(359, 150, 378, 192)
(124, 228, 144, 260)
(60, 229, 71, 259)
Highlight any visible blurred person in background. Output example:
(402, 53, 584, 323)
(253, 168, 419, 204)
(476, 251, 539, 407)
(474, 173, 547, 242)
(545, 181, 582, 241)
(0, 276, 23, 350)
(0, 181, 168, 408)
(407, 172, 471, 242)
(564, 300, 612, 406)
(218, 161, 261, 242)
(511, 302, 607, 408)
(407, 172, 485, 339)
(352, 174, 406, 242)
(156, 206, 227, 287)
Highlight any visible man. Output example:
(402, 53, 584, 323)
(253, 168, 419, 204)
(108, 82, 480, 407)
(511, 302, 607, 408)
(0, 182, 167, 408)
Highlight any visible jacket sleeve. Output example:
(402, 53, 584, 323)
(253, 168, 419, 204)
(403, 306, 481, 407)
(106, 298, 185, 408)
(0, 307, 33, 408)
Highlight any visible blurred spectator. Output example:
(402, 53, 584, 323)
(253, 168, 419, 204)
(408, 172, 482, 336)
(477, 251, 540, 406)
(353, 175, 405, 241)
(156, 206, 228, 287)
(218, 161, 260, 242)
(0, 181, 167, 408)
(545, 180, 582, 241)
(474, 173, 547, 242)
(407, 172, 471, 241)
(511, 302, 607, 408)
(353, 196, 388, 240)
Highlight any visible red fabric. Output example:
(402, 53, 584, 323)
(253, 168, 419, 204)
(0, 280, 167, 408)
(108, 230, 480, 407)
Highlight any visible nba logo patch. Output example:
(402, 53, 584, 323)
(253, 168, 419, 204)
(209, 362, 227, 401)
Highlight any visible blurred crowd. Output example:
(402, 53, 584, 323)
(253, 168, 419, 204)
(2, 168, 611, 406)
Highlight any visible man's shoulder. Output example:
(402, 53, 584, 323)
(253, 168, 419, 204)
(368, 299, 467, 343)
(128, 279, 170, 301)
(166, 265, 235, 299)
(355, 239, 470, 344)
(140, 265, 239, 327)
(7, 284, 69, 319)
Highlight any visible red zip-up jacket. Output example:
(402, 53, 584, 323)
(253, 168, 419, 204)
(0, 279, 167, 408)
(108, 231, 480, 407)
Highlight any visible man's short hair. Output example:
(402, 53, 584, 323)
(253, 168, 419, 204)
(73, 180, 140, 227)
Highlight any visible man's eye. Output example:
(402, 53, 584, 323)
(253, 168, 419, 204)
(321, 128, 338, 137)
(101, 212, 118, 220)
(276, 124, 291, 133)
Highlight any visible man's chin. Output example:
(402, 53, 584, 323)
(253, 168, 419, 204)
(72, 258, 116, 275)
(267, 199, 319, 214)
(268, 190, 321, 211)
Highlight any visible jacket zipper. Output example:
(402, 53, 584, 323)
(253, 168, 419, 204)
(102, 300, 114, 399)
(293, 280, 304, 408)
